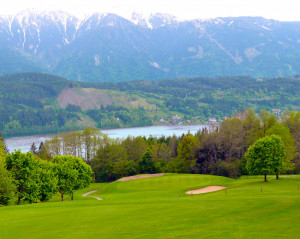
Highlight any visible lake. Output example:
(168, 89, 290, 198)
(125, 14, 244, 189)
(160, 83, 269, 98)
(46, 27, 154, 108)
(6, 124, 207, 153)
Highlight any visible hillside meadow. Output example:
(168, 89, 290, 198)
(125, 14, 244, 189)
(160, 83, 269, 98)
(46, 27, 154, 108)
(1, 174, 300, 238)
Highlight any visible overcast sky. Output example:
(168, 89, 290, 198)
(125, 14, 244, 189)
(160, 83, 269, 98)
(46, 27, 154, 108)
(1, 0, 300, 21)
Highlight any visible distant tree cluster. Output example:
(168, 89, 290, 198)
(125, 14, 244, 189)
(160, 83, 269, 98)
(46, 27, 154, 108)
(0, 137, 92, 205)
(39, 109, 299, 182)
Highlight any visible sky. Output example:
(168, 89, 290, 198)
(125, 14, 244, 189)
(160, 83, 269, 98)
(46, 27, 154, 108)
(1, 0, 300, 21)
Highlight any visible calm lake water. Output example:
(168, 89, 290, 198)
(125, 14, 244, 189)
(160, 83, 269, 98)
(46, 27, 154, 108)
(6, 124, 207, 153)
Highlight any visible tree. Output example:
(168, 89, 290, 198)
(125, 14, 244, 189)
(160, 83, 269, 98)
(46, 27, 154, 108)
(177, 134, 199, 161)
(245, 135, 285, 181)
(45, 136, 61, 158)
(0, 139, 6, 160)
(282, 111, 300, 171)
(259, 110, 277, 136)
(0, 141, 15, 205)
(113, 160, 137, 178)
(0, 160, 15, 205)
(168, 135, 179, 158)
(195, 131, 219, 174)
(218, 118, 245, 160)
(167, 158, 189, 173)
(0, 131, 9, 154)
(5, 151, 40, 204)
(81, 127, 105, 163)
(150, 142, 172, 172)
(266, 123, 296, 178)
(242, 108, 262, 148)
(45, 128, 108, 162)
(30, 143, 38, 155)
(61, 131, 82, 157)
(123, 136, 148, 162)
(138, 149, 156, 174)
(177, 134, 199, 173)
(52, 155, 78, 201)
(38, 141, 51, 161)
(70, 156, 93, 200)
(91, 138, 125, 182)
(38, 160, 58, 202)
(52, 155, 92, 201)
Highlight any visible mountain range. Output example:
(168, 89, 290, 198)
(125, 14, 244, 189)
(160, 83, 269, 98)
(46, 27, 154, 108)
(1, 10, 300, 82)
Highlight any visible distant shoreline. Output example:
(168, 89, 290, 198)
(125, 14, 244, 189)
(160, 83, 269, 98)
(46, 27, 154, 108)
(6, 124, 208, 153)
(5, 123, 207, 139)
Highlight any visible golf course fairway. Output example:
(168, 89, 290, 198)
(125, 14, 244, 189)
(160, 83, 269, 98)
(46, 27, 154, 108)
(1, 174, 300, 238)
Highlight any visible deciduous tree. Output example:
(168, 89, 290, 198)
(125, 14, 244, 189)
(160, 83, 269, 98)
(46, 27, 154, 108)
(177, 134, 199, 173)
(246, 135, 285, 181)
(38, 160, 58, 202)
(6, 151, 40, 204)
(282, 111, 300, 171)
(259, 110, 277, 136)
(30, 143, 38, 155)
(266, 123, 296, 178)
(0, 142, 15, 205)
(138, 149, 156, 174)
(52, 155, 78, 201)
(52, 155, 92, 201)
(70, 156, 93, 200)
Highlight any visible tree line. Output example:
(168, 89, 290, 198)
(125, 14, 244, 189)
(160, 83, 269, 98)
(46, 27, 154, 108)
(36, 109, 299, 182)
(0, 109, 299, 205)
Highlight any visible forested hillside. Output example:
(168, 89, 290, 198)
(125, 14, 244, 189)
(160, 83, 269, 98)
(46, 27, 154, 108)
(0, 72, 299, 137)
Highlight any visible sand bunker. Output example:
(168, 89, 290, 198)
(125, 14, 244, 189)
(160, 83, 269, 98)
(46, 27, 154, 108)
(82, 190, 103, 200)
(186, 186, 227, 194)
(118, 173, 164, 182)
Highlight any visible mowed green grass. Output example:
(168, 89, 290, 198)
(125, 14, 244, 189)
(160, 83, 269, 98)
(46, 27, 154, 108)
(1, 174, 300, 239)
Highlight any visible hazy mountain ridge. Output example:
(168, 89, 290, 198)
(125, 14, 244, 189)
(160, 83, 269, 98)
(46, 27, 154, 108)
(1, 11, 300, 81)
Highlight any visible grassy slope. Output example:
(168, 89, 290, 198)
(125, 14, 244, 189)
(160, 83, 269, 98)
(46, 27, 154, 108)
(1, 174, 300, 238)
(57, 88, 158, 110)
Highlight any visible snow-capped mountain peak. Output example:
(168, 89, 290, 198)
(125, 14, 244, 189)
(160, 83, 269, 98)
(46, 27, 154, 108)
(130, 12, 153, 29)
(0, 10, 299, 83)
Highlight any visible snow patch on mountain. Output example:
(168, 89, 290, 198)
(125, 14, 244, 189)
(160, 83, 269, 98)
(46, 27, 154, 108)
(94, 54, 100, 66)
(81, 12, 119, 30)
(9, 9, 80, 51)
(0, 16, 13, 37)
(260, 25, 272, 31)
(150, 61, 160, 69)
(131, 12, 153, 29)
(96, 12, 108, 24)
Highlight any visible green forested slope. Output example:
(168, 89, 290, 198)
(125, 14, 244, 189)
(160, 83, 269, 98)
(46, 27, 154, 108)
(0, 73, 299, 136)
